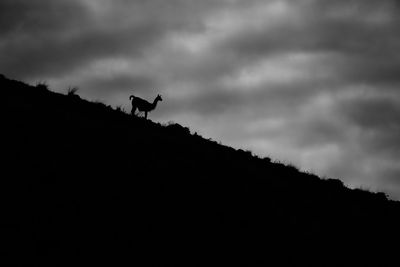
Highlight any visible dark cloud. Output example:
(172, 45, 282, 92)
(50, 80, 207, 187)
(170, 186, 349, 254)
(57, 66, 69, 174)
(382, 168, 400, 186)
(0, 0, 89, 37)
(338, 95, 400, 158)
(81, 74, 156, 97)
(338, 94, 400, 130)
(0, 0, 218, 80)
(0, 22, 163, 79)
(215, 0, 400, 87)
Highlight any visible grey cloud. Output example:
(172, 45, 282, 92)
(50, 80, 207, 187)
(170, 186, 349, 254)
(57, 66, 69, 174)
(162, 81, 321, 118)
(382, 168, 400, 187)
(0, 0, 89, 37)
(295, 118, 348, 148)
(81, 74, 156, 97)
(0, 0, 220, 80)
(160, 87, 244, 117)
(338, 94, 400, 130)
(0, 20, 164, 79)
(294, 91, 400, 179)
(339, 55, 400, 86)
(335, 93, 400, 158)
(215, 0, 400, 86)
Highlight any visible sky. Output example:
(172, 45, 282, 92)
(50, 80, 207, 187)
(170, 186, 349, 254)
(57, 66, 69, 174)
(1, 0, 400, 199)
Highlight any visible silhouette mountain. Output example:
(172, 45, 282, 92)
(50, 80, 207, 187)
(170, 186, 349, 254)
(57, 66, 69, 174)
(2, 73, 399, 265)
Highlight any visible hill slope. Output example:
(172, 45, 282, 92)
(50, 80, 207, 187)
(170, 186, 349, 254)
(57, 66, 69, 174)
(2, 74, 400, 265)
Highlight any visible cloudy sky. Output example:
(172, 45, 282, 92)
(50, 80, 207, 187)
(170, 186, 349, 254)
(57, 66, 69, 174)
(1, 0, 400, 199)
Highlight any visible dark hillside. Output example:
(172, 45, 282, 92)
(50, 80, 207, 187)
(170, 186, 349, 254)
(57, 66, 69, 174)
(2, 74, 400, 265)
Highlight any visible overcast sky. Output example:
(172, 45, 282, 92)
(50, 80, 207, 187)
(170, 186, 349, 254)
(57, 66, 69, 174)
(1, 0, 400, 199)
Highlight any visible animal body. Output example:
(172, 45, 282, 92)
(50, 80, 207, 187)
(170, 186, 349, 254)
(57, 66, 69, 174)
(129, 94, 162, 119)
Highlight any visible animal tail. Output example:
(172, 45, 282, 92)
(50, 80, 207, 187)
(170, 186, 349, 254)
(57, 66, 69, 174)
(129, 95, 134, 100)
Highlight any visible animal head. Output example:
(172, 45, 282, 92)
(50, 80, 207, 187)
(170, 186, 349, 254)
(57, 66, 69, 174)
(156, 94, 163, 102)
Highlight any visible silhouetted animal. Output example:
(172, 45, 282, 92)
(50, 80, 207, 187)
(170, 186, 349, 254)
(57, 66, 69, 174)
(129, 94, 162, 119)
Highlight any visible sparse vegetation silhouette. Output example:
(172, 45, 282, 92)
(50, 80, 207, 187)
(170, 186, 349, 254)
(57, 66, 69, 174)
(67, 86, 79, 96)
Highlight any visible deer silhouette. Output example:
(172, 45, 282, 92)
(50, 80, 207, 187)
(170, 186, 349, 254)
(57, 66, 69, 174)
(129, 94, 162, 119)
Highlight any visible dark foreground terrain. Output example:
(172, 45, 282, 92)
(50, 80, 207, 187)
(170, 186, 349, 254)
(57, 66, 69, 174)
(2, 74, 400, 265)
